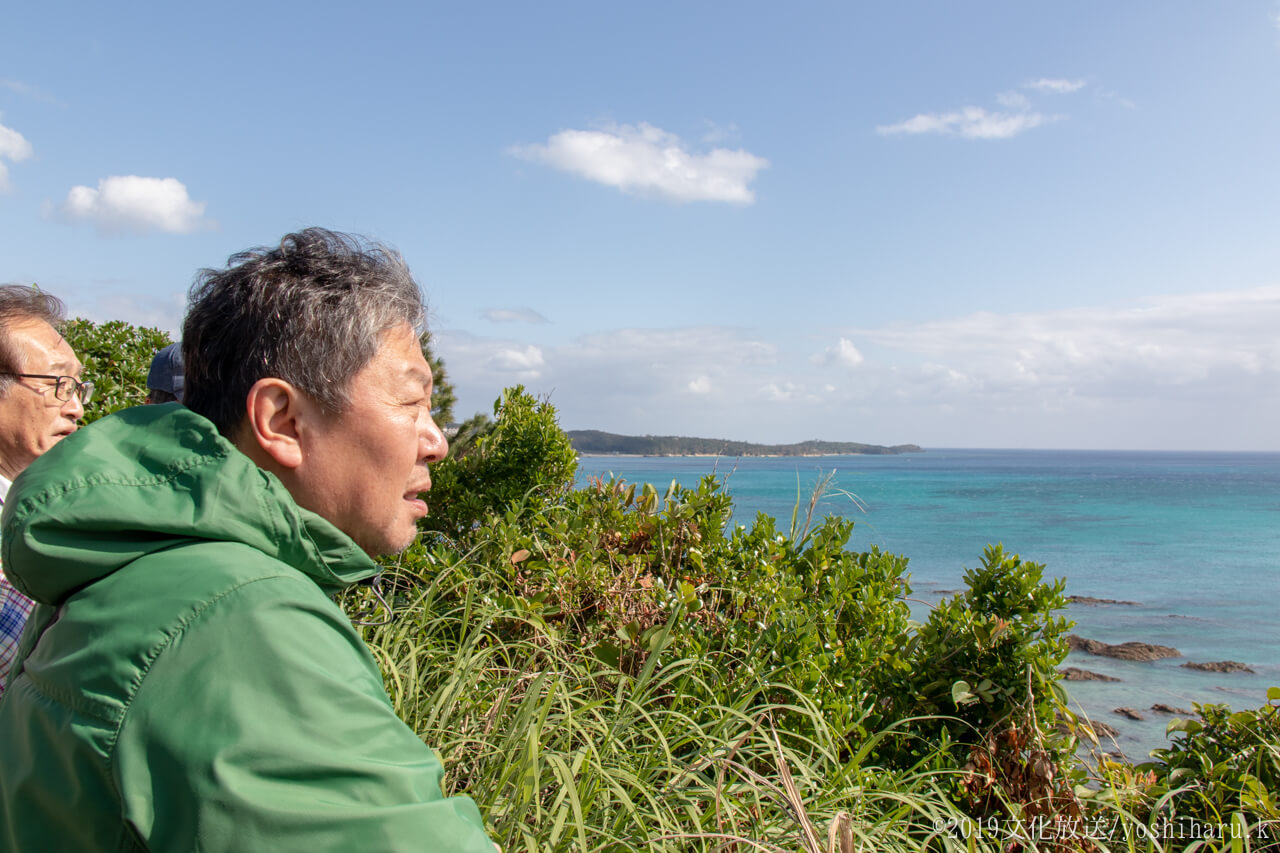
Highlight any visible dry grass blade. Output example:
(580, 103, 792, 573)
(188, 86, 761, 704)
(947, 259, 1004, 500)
(769, 726, 823, 853)
(826, 811, 854, 853)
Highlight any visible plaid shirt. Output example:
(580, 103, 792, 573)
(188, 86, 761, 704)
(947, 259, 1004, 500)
(0, 567, 34, 698)
(0, 480, 34, 698)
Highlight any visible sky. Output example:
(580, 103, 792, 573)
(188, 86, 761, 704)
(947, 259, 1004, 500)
(3, 2, 1280, 450)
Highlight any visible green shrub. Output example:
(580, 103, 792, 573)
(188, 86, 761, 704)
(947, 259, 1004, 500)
(61, 318, 172, 423)
(360, 533, 1000, 852)
(421, 385, 577, 541)
(1095, 689, 1280, 845)
(897, 546, 1072, 754)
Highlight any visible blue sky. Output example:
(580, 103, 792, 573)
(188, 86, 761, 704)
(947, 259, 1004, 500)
(4, 2, 1280, 450)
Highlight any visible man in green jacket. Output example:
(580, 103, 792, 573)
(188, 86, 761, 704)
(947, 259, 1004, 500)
(0, 229, 496, 851)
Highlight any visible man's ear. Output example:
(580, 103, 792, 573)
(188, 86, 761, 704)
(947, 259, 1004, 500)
(242, 378, 305, 470)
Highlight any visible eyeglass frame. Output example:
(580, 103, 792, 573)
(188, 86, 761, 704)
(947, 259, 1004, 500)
(1, 373, 95, 404)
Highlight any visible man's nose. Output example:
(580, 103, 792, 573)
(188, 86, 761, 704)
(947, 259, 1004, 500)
(62, 391, 85, 421)
(421, 414, 448, 463)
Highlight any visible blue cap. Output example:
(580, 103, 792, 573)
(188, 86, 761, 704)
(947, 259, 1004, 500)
(147, 342, 184, 401)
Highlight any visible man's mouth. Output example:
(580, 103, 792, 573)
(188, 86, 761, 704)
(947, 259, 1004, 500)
(405, 485, 431, 516)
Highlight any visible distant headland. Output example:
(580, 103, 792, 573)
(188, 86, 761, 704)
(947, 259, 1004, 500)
(567, 430, 924, 457)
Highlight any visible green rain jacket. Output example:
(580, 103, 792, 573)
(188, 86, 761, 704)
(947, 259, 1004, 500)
(0, 404, 494, 852)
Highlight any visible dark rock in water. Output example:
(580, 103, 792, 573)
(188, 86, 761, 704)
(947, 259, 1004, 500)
(1056, 715, 1119, 739)
(1067, 595, 1139, 606)
(1181, 660, 1255, 674)
(1067, 634, 1180, 661)
(1091, 720, 1121, 738)
(1214, 685, 1256, 695)
(1113, 707, 1146, 721)
(1151, 703, 1193, 715)
(1059, 667, 1121, 682)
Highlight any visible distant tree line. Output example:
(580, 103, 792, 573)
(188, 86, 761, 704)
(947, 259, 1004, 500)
(567, 430, 923, 457)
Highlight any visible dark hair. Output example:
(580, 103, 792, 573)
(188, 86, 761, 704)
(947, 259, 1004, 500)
(146, 390, 180, 405)
(0, 285, 67, 395)
(182, 228, 426, 436)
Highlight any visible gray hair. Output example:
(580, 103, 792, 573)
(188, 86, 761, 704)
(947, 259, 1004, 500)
(182, 228, 426, 436)
(0, 285, 67, 396)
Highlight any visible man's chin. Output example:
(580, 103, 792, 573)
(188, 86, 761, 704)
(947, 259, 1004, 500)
(388, 530, 420, 555)
(357, 526, 420, 558)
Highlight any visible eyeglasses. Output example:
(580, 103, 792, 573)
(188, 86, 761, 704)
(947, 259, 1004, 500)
(2, 373, 95, 404)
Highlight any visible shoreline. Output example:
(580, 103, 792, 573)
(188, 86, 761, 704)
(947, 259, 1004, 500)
(576, 451, 900, 458)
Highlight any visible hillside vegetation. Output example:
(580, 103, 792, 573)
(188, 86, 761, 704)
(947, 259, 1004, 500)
(569, 429, 923, 457)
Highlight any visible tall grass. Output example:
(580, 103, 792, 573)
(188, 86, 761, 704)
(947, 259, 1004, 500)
(353, 550, 999, 853)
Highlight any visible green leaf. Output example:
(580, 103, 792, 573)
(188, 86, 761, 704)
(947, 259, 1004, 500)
(951, 680, 976, 707)
(592, 641, 622, 669)
(616, 621, 641, 644)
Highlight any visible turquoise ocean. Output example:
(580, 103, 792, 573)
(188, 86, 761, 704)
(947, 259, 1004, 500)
(576, 449, 1280, 761)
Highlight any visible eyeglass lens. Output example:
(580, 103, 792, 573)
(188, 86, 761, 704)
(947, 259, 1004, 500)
(55, 376, 94, 404)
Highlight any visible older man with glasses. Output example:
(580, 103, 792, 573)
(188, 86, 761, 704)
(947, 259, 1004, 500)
(0, 285, 90, 697)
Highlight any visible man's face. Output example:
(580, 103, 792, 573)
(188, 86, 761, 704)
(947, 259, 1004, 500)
(0, 318, 84, 482)
(297, 323, 448, 556)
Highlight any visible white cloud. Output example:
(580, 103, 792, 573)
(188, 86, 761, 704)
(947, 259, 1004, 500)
(64, 288, 187, 338)
(814, 337, 864, 369)
(879, 78, 1089, 140)
(0, 119, 33, 194)
(687, 375, 712, 394)
(437, 325, 779, 420)
(483, 307, 550, 324)
(1024, 78, 1086, 94)
(877, 106, 1057, 140)
(762, 382, 795, 402)
(0, 123, 32, 161)
(1097, 88, 1137, 109)
(851, 286, 1280, 402)
(996, 91, 1031, 110)
(57, 176, 213, 235)
(700, 120, 740, 145)
(484, 345, 545, 378)
(0, 79, 56, 104)
(510, 122, 768, 204)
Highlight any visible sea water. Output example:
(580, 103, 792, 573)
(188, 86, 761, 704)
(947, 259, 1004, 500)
(576, 449, 1280, 760)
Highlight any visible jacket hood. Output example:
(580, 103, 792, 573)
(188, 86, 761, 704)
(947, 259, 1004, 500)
(1, 403, 379, 604)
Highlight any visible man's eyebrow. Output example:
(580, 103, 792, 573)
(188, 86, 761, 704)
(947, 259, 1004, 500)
(405, 366, 433, 391)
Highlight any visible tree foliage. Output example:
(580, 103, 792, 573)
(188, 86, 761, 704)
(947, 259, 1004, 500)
(420, 385, 577, 541)
(61, 318, 173, 424)
(1090, 690, 1280, 845)
(419, 330, 456, 427)
(569, 429, 922, 456)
